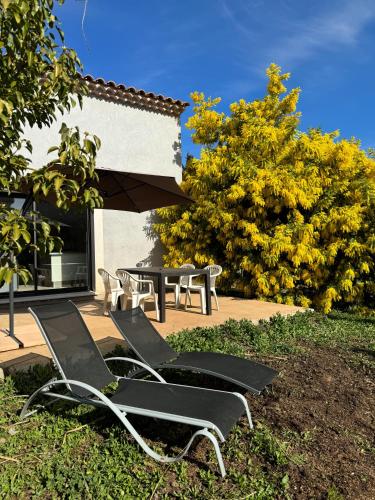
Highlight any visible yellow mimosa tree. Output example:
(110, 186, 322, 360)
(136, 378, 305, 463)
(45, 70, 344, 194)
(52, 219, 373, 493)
(155, 65, 375, 313)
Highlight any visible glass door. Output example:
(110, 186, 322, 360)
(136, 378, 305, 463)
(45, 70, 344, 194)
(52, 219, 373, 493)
(0, 193, 91, 297)
(36, 201, 90, 291)
(0, 194, 35, 294)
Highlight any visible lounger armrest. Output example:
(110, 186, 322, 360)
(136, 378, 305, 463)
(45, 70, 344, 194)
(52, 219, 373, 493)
(20, 378, 118, 419)
(104, 357, 166, 383)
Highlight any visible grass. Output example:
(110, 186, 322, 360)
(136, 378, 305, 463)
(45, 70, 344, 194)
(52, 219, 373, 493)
(0, 373, 290, 499)
(168, 309, 375, 366)
(0, 309, 374, 498)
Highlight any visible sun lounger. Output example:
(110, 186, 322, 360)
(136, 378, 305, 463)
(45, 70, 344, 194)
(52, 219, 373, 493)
(110, 307, 277, 394)
(21, 301, 253, 476)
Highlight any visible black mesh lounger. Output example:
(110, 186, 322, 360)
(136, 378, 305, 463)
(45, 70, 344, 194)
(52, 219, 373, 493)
(21, 301, 252, 477)
(109, 307, 277, 395)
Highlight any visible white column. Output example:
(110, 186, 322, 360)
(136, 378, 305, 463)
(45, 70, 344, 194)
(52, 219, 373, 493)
(93, 209, 105, 294)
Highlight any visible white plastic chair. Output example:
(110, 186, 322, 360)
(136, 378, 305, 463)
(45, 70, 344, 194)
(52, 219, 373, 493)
(206, 264, 222, 310)
(184, 264, 222, 313)
(98, 268, 125, 315)
(136, 261, 150, 292)
(165, 263, 195, 308)
(116, 269, 159, 321)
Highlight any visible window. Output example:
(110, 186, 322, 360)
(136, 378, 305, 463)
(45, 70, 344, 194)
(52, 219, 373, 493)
(0, 194, 92, 296)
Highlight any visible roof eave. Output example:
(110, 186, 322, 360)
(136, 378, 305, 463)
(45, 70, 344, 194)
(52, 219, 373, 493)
(81, 75, 189, 117)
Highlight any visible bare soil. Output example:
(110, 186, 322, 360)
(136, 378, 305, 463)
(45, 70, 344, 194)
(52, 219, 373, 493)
(149, 344, 374, 499)
(252, 345, 375, 499)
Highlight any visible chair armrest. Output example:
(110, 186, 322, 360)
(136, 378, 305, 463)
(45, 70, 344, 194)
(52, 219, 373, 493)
(130, 275, 149, 284)
(104, 357, 166, 383)
(190, 273, 203, 285)
(129, 276, 155, 292)
(108, 271, 121, 281)
(137, 279, 154, 285)
(139, 279, 156, 293)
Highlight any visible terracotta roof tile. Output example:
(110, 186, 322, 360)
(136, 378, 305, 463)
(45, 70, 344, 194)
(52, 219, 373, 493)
(81, 75, 189, 117)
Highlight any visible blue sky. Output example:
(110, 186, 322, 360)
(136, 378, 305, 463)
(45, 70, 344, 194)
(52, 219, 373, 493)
(58, 0, 375, 162)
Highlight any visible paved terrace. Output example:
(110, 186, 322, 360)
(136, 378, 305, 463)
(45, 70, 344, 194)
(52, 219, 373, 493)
(0, 293, 305, 375)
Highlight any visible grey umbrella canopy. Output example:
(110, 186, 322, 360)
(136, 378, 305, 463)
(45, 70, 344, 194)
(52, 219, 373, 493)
(4, 168, 192, 344)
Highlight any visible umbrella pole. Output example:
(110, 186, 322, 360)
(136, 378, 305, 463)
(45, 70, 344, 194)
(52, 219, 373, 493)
(8, 289, 24, 347)
(2, 252, 24, 348)
(9, 276, 14, 336)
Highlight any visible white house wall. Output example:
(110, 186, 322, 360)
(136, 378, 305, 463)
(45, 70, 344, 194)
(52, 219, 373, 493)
(23, 95, 183, 293)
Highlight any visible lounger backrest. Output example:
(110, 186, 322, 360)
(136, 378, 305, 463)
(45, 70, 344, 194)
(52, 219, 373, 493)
(110, 307, 177, 365)
(29, 301, 116, 395)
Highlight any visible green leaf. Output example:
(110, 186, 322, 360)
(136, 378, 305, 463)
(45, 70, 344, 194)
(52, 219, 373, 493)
(48, 239, 55, 252)
(0, 268, 6, 282)
(3, 268, 14, 284)
(12, 224, 21, 240)
(83, 190, 91, 203)
(93, 135, 101, 149)
(84, 139, 94, 154)
(41, 221, 50, 236)
(18, 268, 32, 284)
(27, 51, 33, 66)
(20, 230, 31, 243)
(60, 151, 68, 164)
(54, 176, 64, 190)
(1, 224, 11, 236)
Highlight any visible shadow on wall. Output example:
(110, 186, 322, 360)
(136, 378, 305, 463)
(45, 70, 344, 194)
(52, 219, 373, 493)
(172, 131, 182, 166)
(141, 211, 165, 267)
(138, 129, 181, 266)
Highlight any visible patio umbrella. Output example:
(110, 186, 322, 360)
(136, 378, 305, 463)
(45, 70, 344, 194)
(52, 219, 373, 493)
(3, 167, 192, 345)
(95, 168, 192, 212)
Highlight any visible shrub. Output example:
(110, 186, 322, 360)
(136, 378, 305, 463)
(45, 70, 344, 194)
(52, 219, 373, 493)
(155, 65, 375, 313)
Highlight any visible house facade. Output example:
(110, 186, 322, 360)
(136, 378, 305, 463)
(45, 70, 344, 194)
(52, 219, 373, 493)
(0, 77, 188, 301)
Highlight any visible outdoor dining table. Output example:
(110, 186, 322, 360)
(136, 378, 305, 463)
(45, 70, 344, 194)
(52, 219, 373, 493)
(120, 266, 212, 323)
